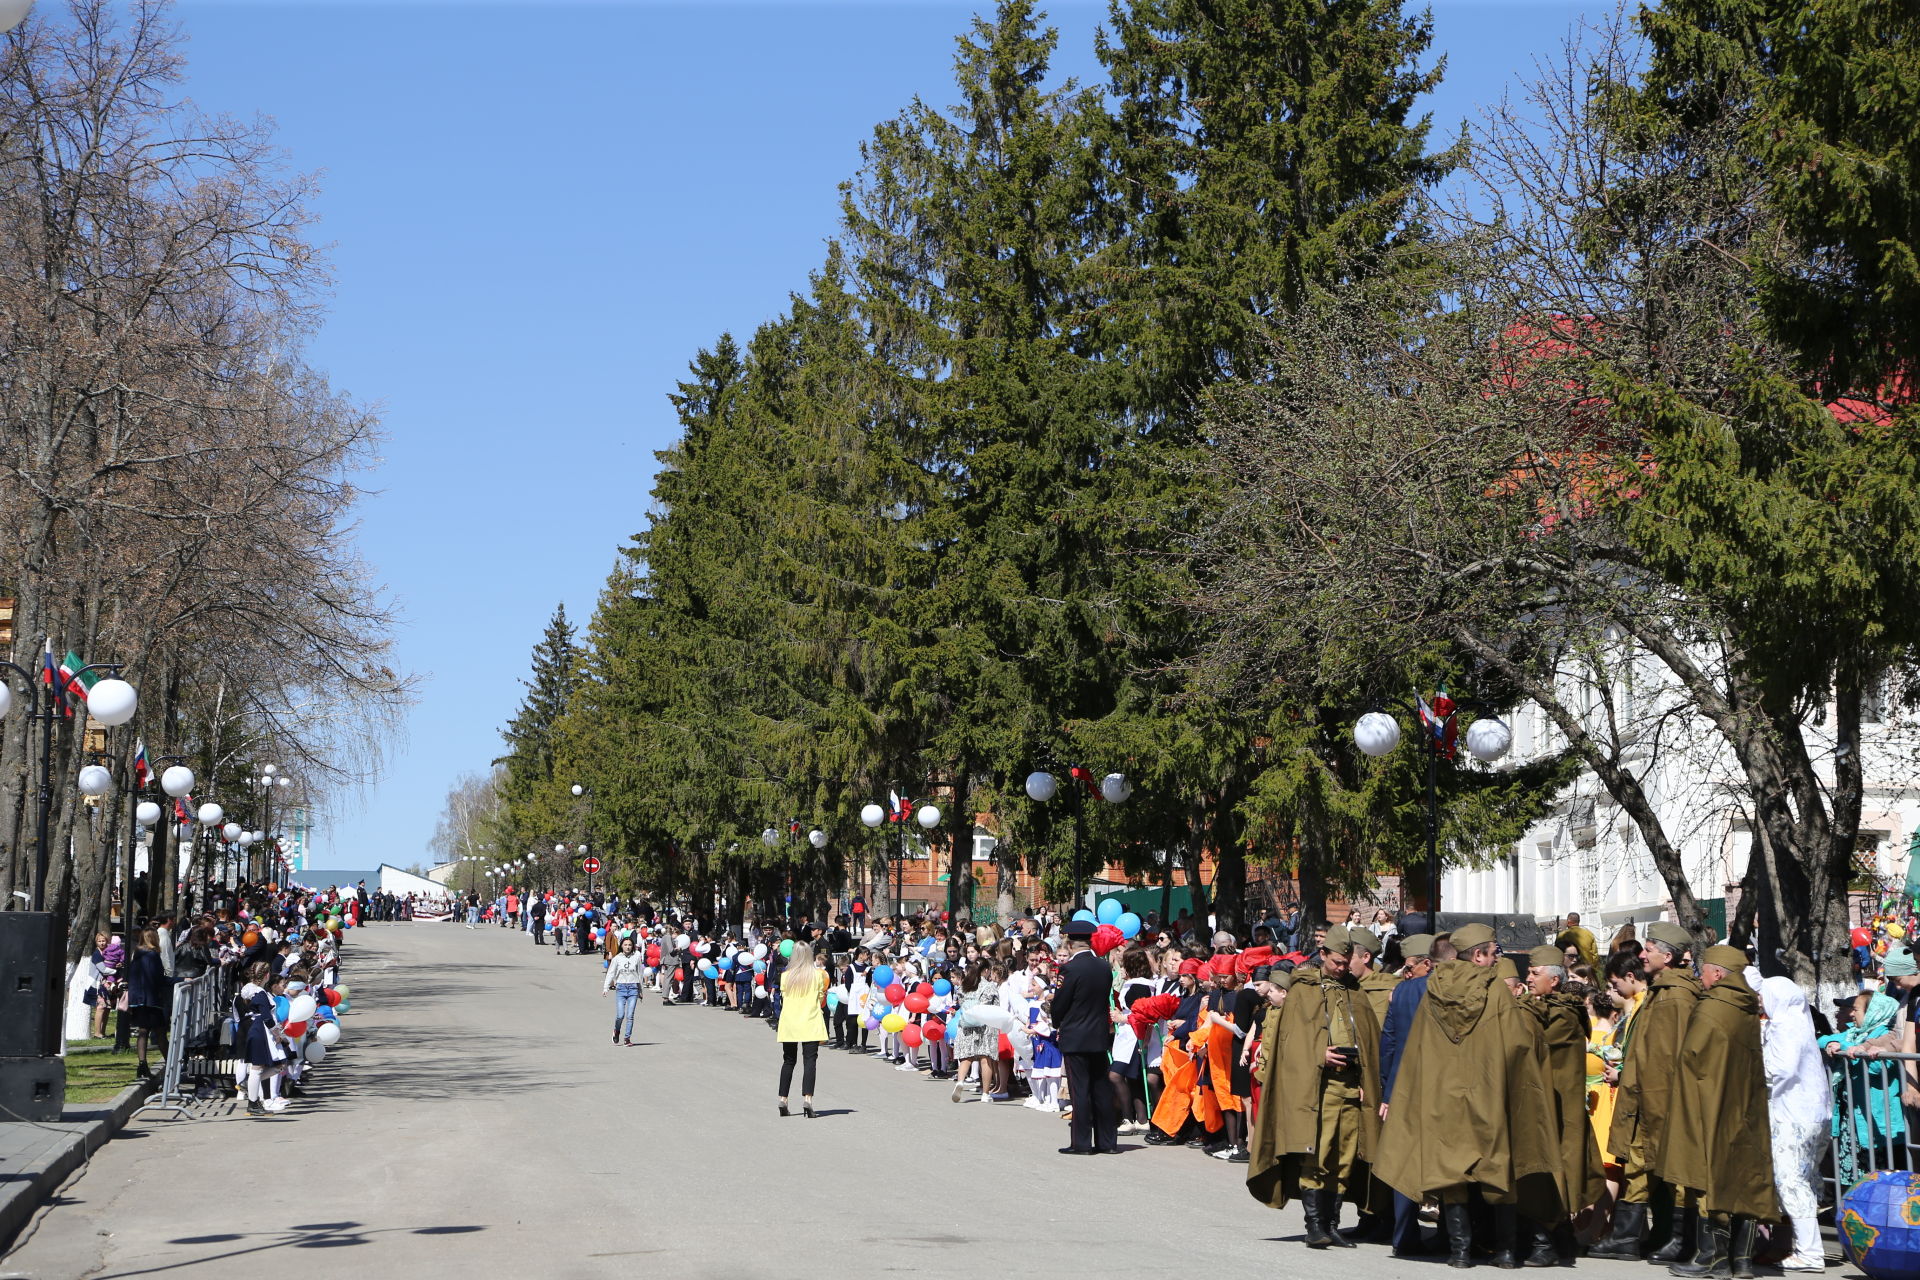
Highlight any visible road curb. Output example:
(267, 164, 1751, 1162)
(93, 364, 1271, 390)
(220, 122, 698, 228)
(0, 1079, 153, 1253)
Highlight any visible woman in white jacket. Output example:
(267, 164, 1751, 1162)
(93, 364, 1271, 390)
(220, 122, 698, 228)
(603, 935, 646, 1046)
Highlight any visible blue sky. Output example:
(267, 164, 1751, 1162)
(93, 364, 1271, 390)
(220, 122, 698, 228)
(170, 0, 1592, 868)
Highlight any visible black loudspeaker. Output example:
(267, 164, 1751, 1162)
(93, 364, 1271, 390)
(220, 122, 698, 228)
(0, 911, 67, 1058)
(0, 1056, 65, 1121)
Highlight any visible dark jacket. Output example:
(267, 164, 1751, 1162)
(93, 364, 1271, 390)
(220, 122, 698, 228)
(126, 949, 172, 1011)
(1379, 973, 1429, 1103)
(1048, 949, 1113, 1054)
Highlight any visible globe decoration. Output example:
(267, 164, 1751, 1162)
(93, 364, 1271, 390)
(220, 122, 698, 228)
(1839, 1169, 1920, 1279)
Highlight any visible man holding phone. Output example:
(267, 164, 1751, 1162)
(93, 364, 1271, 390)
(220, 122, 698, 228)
(1245, 924, 1384, 1250)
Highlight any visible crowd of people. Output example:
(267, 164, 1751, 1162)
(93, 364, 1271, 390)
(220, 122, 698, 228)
(73, 879, 365, 1115)
(477, 884, 1919, 1274)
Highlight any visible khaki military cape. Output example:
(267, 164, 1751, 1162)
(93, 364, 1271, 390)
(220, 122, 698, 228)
(1246, 965, 1383, 1211)
(1372, 960, 1562, 1218)
(1661, 971, 1781, 1221)
(1358, 969, 1400, 1028)
(1607, 967, 1701, 1173)
(1526, 989, 1607, 1215)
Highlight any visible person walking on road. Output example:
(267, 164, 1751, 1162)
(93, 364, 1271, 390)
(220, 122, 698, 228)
(603, 933, 646, 1046)
(777, 940, 828, 1119)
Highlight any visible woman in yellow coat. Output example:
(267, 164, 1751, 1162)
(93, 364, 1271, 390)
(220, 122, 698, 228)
(776, 941, 828, 1119)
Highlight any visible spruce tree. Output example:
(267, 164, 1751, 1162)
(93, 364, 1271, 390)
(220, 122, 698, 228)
(498, 604, 581, 872)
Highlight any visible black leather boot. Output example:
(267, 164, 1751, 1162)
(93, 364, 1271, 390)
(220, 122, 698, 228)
(1650, 1201, 1698, 1266)
(1444, 1203, 1476, 1269)
(1491, 1206, 1522, 1269)
(1728, 1217, 1757, 1279)
(1669, 1215, 1730, 1279)
(1589, 1201, 1647, 1260)
(1302, 1189, 1332, 1248)
(1522, 1219, 1560, 1268)
(1319, 1190, 1356, 1248)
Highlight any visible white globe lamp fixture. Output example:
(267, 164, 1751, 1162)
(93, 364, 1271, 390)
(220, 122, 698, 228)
(135, 800, 162, 827)
(571, 784, 585, 797)
(1464, 718, 1514, 763)
(915, 804, 941, 830)
(553, 844, 565, 856)
(1024, 771, 1058, 803)
(196, 802, 223, 826)
(0, 1, 33, 35)
(77, 765, 113, 797)
(859, 803, 885, 829)
(808, 828, 827, 850)
(1100, 773, 1133, 804)
(761, 827, 779, 848)
(161, 765, 195, 798)
(238, 831, 256, 847)
(85, 678, 138, 727)
(576, 844, 588, 855)
(261, 764, 276, 778)
(222, 822, 243, 843)
(1353, 711, 1402, 757)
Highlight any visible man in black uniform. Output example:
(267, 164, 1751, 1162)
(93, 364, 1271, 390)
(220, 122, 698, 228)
(1049, 919, 1120, 1155)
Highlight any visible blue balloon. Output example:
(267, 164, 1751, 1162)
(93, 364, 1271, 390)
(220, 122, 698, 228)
(873, 965, 895, 989)
(700, 964, 718, 979)
(827, 992, 840, 1009)
(753, 959, 767, 972)
(1096, 898, 1123, 925)
(932, 978, 952, 997)
(1072, 909, 1096, 923)
(273, 995, 291, 1020)
(1116, 912, 1142, 939)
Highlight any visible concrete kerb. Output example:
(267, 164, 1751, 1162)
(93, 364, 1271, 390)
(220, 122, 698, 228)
(0, 1080, 154, 1253)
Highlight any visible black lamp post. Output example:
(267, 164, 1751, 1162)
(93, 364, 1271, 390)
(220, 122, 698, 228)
(1353, 692, 1513, 936)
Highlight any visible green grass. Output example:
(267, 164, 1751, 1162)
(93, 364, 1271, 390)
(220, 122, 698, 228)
(64, 1048, 154, 1104)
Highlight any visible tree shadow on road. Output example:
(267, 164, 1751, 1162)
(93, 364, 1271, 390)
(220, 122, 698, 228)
(75, 1222, 487, 1277)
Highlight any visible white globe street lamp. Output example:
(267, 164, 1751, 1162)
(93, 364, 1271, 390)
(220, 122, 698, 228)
(222, 822, 243, 843)
(1464, 718, 1513, 763)
(808, 828, 827, 849)
(571, 784, 585, 797)
(161, 765, 196, 798)
(85, 678, 138, 726)
(761, 827, 780, 848)
(238, 831, 255, 847)
(136, 801, 162, 827)
(915, 804, 941, 830)
(1353, 711, 1402, 757)
(860, 803, 884, 828)
(1024, 771, 1058, 803)
(1100, 773, 1133, 804)
(197, 802, 224, 826)
(77, 765, 113, 797)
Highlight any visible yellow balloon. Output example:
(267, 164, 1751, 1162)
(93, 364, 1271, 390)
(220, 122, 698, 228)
(1889, 923, 1906, 939)
(881, 1012, 907, 1034)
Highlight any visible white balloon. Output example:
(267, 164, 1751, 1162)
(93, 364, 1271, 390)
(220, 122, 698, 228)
(315, 1021, 341, 1046)
(77, 765, 113, 797)
(860, 803, 885, 828)
(85, 678, 138, 726)
(287, 994, 318, 1022)
(1354, 711, 1403, 757)
(161, 765, 195, 798)
(304, 1040, 327, 1063)
(752, 943, 768, 960)
(1100, 773, 1133, 804)
(135, 801, 162, 826)
(1024, 771, 1058, 803)
(1465, 718, 1514, 763)
(915, 804, 941, 830)
(0, 0, 34, 36)
(197, 802, 223, 825)
(674, 933, 690, 950)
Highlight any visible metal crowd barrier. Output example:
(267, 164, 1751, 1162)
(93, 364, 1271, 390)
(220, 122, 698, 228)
(131, 964, 237, 1120)
(1825, 1050, 1919, 1209)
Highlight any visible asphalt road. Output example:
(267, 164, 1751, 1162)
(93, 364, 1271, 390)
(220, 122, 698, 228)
(0, 922, 1855, 1280)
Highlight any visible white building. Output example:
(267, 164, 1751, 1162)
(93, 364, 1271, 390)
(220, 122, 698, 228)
(1442, 647, 1920, 931)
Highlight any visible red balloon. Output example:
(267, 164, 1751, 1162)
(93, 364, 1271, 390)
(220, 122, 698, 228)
(884, 982, 907, 1005)
(321, 988, 342, 1007)
(923, 1019, 946, 1043)
(673, 968, 685, 983)
(997, 1033, 1014, 1058)
(900, 1024, 924, 1048)
(904, 992, 931, 1014)
(914, 982, 933, 996)
(1852, 927, 1873, 948)
(283, 1020, 308, 1038)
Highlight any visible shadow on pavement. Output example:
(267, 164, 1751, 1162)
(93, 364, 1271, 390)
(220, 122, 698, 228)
(83, 1222, 490, 1277)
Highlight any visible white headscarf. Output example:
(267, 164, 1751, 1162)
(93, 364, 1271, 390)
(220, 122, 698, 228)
(1758, 975, 1828, 1131)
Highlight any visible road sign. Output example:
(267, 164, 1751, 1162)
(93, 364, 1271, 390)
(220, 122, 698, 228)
(581, 856, 601, 874)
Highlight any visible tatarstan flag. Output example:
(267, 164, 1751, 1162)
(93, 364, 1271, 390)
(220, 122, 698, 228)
(59, 650, 99, 709)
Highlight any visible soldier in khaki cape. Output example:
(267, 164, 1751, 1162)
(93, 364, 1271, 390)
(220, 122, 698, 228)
(1372, 923, 1563, 1269)
(1245, 924, 1384, 1250)
(1524, 944, 1607, 1257)
(1661, 945, 1779, 1280)
(1589, 922, 1703, 1262)
(1348, 925, 1400, 1025)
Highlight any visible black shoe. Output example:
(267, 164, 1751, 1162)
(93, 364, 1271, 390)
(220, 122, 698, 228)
(1651, 1205, 1699, 1267)
(778, 1102, 791, 1117)
(1522, 1221, 1559, 1268)
(804, 1103, 816, 1119)
(1058, 1146, 1094, 1155)
(1727, 1217, 1757, 1280)
(1444, 1203, 1476, 1269)
(1590, 1202, 1649, 1261)
(1669, 1217, 1729, 1278)
(1491, 1206, 1522, 1269)
(246, 1100, 266, 1116)
(1303, 1190, 1333, 1249)
(1318, 1190, 1357, 1248)
(1143, 1129, 1177, 1146)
